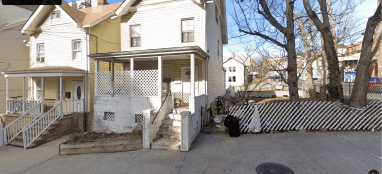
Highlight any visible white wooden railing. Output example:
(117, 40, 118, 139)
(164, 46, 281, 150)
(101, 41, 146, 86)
(60, 99, 85, 115)
(22, 102, 61, 149)
(3, 102, 44, 145)
(7, 99, 41, 114)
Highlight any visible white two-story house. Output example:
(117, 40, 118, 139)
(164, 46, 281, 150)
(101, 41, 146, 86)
(1, 0, 227, 150)
(223, 51, 251, 90)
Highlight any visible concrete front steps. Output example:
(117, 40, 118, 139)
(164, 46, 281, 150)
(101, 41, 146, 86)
(151, 113, 182, 151)
(8, 117, 72, 148)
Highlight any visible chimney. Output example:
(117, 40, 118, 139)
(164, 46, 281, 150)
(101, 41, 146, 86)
(91, 0, 107, 7)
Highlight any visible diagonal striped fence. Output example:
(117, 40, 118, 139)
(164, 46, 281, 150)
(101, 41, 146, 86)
(228, 100, 382, 133)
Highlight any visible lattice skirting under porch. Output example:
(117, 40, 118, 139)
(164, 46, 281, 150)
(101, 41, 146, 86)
(172, 92, 191, 104)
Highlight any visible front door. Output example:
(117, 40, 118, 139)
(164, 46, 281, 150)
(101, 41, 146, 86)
(72, 81, 84, 112)
(181, 67, 198, 103)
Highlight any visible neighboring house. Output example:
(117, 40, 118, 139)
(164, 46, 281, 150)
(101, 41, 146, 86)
(2, 0, 228, 142)
(0, 3, 38, 114)
(223, 51, 251, 89)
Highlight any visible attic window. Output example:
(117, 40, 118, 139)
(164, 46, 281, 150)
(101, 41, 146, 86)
(51, 10, 60, 20)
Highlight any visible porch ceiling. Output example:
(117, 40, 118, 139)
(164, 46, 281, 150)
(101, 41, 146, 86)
(88, 46, 210, 61)
(1, 66, 86, 78)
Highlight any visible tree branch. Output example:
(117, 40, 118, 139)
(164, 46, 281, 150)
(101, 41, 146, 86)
(239, 29, 287, 48)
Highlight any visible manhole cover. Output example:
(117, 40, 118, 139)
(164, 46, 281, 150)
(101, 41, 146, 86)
(256, 163, 294, 174)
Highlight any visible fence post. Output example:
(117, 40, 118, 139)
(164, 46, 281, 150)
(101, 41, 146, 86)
(143, 109, 153, 149)
(180, 110, 191, 152)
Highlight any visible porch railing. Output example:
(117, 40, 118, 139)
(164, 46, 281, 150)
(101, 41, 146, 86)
(61, 99, 85, 115)
(3, 102, 44, 145)
(95, 70, 159, 97)
(7, 99, 41, 114)
(22, 102, 61, 149)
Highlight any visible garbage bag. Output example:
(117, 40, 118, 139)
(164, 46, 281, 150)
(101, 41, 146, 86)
(248, 105, 262, 133)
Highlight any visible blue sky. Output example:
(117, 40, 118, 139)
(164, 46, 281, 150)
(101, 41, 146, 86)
(66, 0, 378, 53)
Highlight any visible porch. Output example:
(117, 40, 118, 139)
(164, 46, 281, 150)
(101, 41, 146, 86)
(89, 46, 209, 133)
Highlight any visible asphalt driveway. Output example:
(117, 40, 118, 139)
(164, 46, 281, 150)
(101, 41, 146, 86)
(0, 131, 380, 174)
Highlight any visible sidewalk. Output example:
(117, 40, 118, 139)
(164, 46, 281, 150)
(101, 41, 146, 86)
(0, 132, 380, 174)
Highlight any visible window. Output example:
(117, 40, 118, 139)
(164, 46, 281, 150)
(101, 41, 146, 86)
(376, 78, 381, 83)
(232, 66, 236, 72)
(228, 76, 232, 82)
(215, 6, 218, 24)
(104, 112, 115, 121)
(72, 40, 81, 60)
(229, 67, 232, 72)
(182, 18, 194, 42)
(51, 10, 60, 20)
(35, 79, 43, 100)
(345, 61, 348, 66)
(36, 44, 44, 63)
(130, 25, 141, 47)
(232, 76, 236, 82)
(370, 78, 375, 82)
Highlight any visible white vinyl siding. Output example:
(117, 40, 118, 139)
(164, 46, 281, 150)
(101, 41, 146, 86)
(206, 1, 225, 104)
(121, 0, 205, 50)
(72, 40, 81, 61)
(50, 10, 60, 20)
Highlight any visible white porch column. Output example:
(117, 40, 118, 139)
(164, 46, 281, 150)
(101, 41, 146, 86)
(22, 77, 25, 114)
(158, 56, 162, 99)
(202, 59, 206, 95)
(6, 77, 9, 114)
(190, 54, 195, 113)
(95, 60, 99, 72)
(111, 58, 115, 97)
(130, 59, 134, 71)
(130, 59, 134, 96)
(60, 76, 63, 118)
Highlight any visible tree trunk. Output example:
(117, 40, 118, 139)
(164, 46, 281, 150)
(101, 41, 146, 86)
(319, 36, 328, 100)
(286, 0, 299, 101)
(349, 3, 381, 108)
(306, 60, 316, 99)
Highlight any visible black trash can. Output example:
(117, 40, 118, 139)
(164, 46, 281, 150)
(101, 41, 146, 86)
(224, 115, 240, 137)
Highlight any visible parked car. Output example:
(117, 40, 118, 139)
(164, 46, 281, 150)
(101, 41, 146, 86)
(369, 77, 382, 93)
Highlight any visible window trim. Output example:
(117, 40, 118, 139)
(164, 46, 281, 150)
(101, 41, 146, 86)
(130, 24, 141, 47)
(36, 43, 45, 63)
(228, 76, 232, 82)
(232, 66, 236, 72)
(181, 18, 194, 43)
(72, 40, 82, 61)
(232, 76, 236, 82)
(50, 10, 60, 20)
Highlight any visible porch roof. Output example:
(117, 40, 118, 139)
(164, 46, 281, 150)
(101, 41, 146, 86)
(88, 46, 210, 60)
(1, 66, 86, 77)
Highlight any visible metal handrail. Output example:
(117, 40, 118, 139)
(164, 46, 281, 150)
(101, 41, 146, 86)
(152, 91, 171, 124)
(22, 102, 61, 149)
(3, 102, 43, 144)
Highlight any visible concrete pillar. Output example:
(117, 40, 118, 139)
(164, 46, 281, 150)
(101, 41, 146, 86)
(60, 76, 63, 118)
(6, 77, 9, 114)
(158, 56, 162, 99)
(111, 58, 115, 97)
(180, 110, 191, 152)
(190, 54, 195, 113)
(142, 109, 154, 149)
(22, 77, 25, 113)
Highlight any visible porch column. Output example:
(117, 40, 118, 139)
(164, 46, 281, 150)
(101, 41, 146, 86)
(41, 77, 44, 113)
(111, 58, 115, 97)
(22, 77, 25, 114)
(60, 76, 63, 118)
(6, 77, 9, 114)
(158, 56, 162, 99)
(190, 54, 195, 113)
(130, 59, 134, 96)
(84, 74, 87, 112)
(130, 59, 134, 71)
(95, 60, 99, 96)
(95, 60, 99, 72)
(202, 59, 206, 95)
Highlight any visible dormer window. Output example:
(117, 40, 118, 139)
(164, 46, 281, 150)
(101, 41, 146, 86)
(51, 10, 60, 20)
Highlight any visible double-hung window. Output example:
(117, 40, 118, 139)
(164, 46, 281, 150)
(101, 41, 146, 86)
(232, 66, 236, 72)
(232, 76, 236, 82)
(72, 40, 81, 60)
(130, 25, 141, 47)
(37, 44, 45, 63)
(182, 18, 194, 42)
(228, 76, 232, 82)
(229, 67, 232, 72)
(51, 10, 60, 20)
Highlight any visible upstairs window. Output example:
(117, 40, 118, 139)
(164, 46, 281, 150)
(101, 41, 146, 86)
(182, 18, 194, 42)
(228, 76, 232, 82)
(232, 76, 236, 82)
(229, 67, 232, 72)
(37, 44, 45, 63)
(130, 25, 141, 47)
(232, 66, 236, 72)
(72, 40, 81, 60)
(51, 10, 60, 20)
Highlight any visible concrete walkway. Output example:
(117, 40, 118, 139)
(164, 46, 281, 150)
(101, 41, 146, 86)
(0, 132, 381, 174)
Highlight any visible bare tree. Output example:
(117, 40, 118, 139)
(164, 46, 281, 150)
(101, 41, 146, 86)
(232, 0, 300, 101)
(303, 0, 346, 101)
(349, 2, 382, 108)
